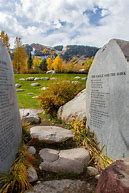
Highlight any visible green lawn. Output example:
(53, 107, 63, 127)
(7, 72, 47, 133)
(15, 73, 87, 109)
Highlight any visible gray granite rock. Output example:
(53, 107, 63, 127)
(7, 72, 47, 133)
(28, 146, 36, 155)
(32, 96, 39, 99)
(15, 83, 22, 88)
(39, 148, 90, 174)
(27, 166, 38, 183)
(25, 179, 93, 193)
(19, 78, 25, 81)
(74, 76, 81, 80)
(58, 89, 86, 122)
(30, 126, 74, 144)
(86, 39, 129, 159)
(20, 109, 42, 124)
(34, 77, 41, 81)
(46, 70, 55, 74)
(31, 83, 40, 87)
(22, 112, 41, 125)
(41, 86, 48, 91)
(16, 89, 25, 92)
(41, 77, 49, 80)
(87, 166, 99, 176)
(26, 77, 35, 81)
(0, 40, 22, 172)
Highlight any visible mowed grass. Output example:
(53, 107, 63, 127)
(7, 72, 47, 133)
(15, 73, 87, 109)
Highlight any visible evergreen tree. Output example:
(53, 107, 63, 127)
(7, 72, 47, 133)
(39, 59, 47, 71)
(27, 52, 33, 70)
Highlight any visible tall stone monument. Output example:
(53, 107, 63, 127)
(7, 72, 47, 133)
(86, 39, 129, 159)
(0, 39, 22, 172)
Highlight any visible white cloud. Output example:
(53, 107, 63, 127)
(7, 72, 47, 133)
(0, 0, 129, 47)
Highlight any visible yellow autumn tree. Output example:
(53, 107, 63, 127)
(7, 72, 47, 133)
(33, 56, 42, 71)
(0, 31, 10, 50)
(46, 57, 53, 70)
(84, 57, 94, 72)
(13, 37, 28, 73)
(52, 55, 63, 72)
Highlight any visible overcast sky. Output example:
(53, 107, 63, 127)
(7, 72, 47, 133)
(0, 0, 128, 47)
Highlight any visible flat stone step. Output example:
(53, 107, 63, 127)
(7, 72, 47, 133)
(30, 126, 74, 144)
(39, 148, 90, 174)
(25, 179, 93, 193)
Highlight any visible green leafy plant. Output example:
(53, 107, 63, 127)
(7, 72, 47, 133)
(69, 118, 112, 170)
(39, 81, 84, 117)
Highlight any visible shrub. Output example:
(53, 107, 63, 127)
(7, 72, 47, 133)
(39, 81, 84, 117)
(0, 145, 35, 193)
(69, 118, 112, 170)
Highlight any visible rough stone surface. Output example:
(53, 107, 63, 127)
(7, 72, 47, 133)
(74, 76, 81, 80)
(32, 96, 39, 99)
(41, 77, 49, 80)
(31, 83, 40, 87)
(39, 148, 59, 162)
(16, 89, 25, 92)
(20, 109, 42, 124)
(46, 70, 55, 74)
(58, 89, 86, 122)
(86, 39, 129, 159)
(41, 86, 48, 91)
(22, 114, 41, 124)
(39, 148, 90, 174)
(19, 78, 25, 81)
(20, 109, 43, 118)
(96, 159, 129, 193)
(27, 166, 38, 183)
(26, 77, 35, 81)
(0, 40, 22, 172)
(34, 77, 41, 81)
(15, 83, 22, 88)
(25, 179, 94, 193)
(87, 166, 99, 176)
(28, 146, 36, 155)
(30, 126, 74, 143)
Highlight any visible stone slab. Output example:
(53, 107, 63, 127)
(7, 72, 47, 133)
(86, 39, 129, 159)
(0, 40, 22, 172)
(30, 126, 74, 144)
(39, 148, 90, 174)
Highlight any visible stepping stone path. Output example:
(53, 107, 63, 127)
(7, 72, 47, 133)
(39, 148, 90, 174)
(30, 126, 74, 143)
(31, 83, 41, 87)
(25, 179, 93, 193)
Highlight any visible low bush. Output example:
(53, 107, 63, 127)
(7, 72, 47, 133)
(0, 145, 35, 193)
(69, 118, 112, 170)
(38, 81, 84, 117)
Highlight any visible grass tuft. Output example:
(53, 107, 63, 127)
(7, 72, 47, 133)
(69, 118, 112, 170)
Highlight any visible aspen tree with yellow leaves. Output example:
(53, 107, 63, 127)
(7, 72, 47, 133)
(46, 57, 53, 70)
(52, 55, 63, 72)
(0, 31, 10, 50)
(13, 37, 28, 73)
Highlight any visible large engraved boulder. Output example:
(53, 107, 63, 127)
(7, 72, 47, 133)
(86, 39, 129, 159)
(0, 40, 22, 172)
(96, 159, 129, 193)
